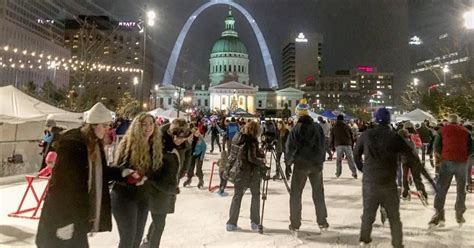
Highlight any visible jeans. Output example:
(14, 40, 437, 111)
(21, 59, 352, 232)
(360, 184, 403, 248)
(289, 165, 328, 228)
(421, 143, 434, 165)
(111, 187, 149, 248)
(149, 213, 167, 248)
(434, 161, 467, 215)
(335, 146, 357, 176)
(187, 155, 204, 180)
(211, 135, 221, 152)
(227, 174, 261, 225)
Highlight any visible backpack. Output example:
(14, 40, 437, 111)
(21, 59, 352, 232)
(410, 133, 423, 149)
(224, 135, 245, 183)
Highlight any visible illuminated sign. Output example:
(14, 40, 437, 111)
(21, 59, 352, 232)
(118, 21, 138, 27)
(295, 32, 308, 42)
(37, 19, 55, 24)
(357, 66, 374, 73)
(409, 35, 423, 45)
(305, 76, 313, 82)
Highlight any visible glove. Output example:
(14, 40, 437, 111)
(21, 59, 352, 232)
(135, 175, 147, 186)
(127, 171, 145, 185)
(56, 224, 74, 240)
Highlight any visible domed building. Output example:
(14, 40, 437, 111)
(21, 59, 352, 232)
(209, 8, 249, 86)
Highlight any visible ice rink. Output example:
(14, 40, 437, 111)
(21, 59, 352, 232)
(0, 148, 473, 247)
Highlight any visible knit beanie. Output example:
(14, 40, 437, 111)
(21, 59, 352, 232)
(85, 102, 113, 124)
(45, 118, 57, 128)
(374, 107, 391, 125)
(295, 99, 309, 117)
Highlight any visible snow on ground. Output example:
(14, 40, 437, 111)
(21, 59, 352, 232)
(0, 142, 473, 248)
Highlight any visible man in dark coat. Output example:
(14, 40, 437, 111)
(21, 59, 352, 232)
(285, 99, 329, 234)
(330, 114, 358, 178)
(417, 122, 435, 167)
(36, 103, 123, 248)
(354, 107, 428, 248)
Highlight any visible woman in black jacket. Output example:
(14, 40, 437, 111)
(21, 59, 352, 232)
(226, 121, 265, 231)
(36, 102, 123, 248)
(111, 113, 162, 248)
(147, 118, 190, 247)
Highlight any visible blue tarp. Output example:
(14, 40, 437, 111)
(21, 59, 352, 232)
(321, 110, 337, 120)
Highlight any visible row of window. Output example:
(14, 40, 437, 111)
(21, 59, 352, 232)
(211, 64, 247, 73)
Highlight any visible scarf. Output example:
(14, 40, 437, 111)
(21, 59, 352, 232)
(88, 144, 103, 233)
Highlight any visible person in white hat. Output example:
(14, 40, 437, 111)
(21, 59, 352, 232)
(36, 102, 129, 247)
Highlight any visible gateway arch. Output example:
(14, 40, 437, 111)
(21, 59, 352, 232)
(162, 0, 278, 89)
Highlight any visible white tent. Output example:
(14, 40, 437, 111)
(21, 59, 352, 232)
(0, 85, 82, 124)
(148, 107, 165, 117)
(0, 85, 82, 176)
(396, 108, 437, 123)
(156, 109, 188, 120)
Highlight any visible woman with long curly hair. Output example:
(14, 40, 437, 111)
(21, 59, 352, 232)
(226, 121, 265, 231)
(111, 113, 162, 248)
(36, 102, 123, 248)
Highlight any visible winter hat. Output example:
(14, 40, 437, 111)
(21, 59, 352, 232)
(45, 118, 57, 128)
(337, 114, 344, 121)
(85, 102, 113, 124)
(295, 99, 309, 116)
(374, 107, 391, 125)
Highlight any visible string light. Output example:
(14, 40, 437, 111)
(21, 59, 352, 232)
(0, 43, 143, 74)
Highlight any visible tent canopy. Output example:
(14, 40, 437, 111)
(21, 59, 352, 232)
(156, 109, 187, 119)
(321, 110, 337, 120)
(148, 107, 165, 117)
(0, 85, 82, 124)
(229, 108, 254, 117)
(396, 108, 437, 123)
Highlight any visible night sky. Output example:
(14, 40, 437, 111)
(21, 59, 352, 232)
(72, 0, 410, 91)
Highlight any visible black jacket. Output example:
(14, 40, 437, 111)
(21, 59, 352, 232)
(330, 120, 353, 147)
(416, 124, 434, 144)
(354, 125, 425, 188)
(36, 128, 122, 247)
(285, 115, 325, 167)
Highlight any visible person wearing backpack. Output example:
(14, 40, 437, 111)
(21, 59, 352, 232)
(226, 121, 265, 232)
(285, 99, 329, 235)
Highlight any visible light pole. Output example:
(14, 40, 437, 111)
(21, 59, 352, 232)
(133, 76, 139, 96)
(441, 65, 449, 86)
(154, 84, 159, 109)
(139, 8, 156, 104)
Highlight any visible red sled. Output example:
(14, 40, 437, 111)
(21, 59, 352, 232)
(208, 161, 234, 192)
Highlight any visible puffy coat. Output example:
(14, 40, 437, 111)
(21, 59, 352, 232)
(330, 120, 353, 147)
(233, 134, 264, 187)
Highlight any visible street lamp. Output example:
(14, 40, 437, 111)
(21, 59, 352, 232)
(139, 8, 156, 104)
(441, 65, 449, 86)
(153, 84, 159, 108)
(463, 10, 474, 29)
(133, 76, 139, 96)
(413, 78, 419, 86)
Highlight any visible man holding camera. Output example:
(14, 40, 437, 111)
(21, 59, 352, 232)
(285, 99, 329, 235)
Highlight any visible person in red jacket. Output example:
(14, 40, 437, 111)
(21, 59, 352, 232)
(429, 114, 473, 228)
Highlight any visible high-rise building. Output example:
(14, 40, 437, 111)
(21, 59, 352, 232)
(281, 32, 323, 89)
(64, 15, 150, 106)
(408, 0, 473, 90)
(0, 0, 70, 88)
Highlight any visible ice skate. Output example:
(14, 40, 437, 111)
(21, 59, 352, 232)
(428, 210, 445, 229)
(197, 178, 204, 189)
(360, 241, 371, 247)
(417, 190, 429, 207)
(183, 178, 192, 187)
(401, 190, 411, 201)
(289, 225, 300, 238)
(456, 212, 465, 228)
(318, 222, 329, 232)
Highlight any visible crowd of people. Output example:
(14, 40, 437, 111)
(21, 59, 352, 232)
(34, 99, 473, 248)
